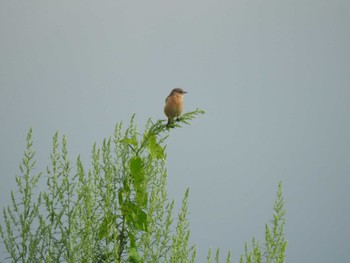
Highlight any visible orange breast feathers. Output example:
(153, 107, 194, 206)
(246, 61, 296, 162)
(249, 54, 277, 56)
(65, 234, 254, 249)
(164, 94, 184, 120)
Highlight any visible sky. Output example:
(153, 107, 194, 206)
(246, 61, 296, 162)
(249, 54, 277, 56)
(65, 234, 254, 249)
(1, 0, 350, 262)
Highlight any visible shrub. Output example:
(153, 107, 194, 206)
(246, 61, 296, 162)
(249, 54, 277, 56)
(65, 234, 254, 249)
(0, 109, 287, 263)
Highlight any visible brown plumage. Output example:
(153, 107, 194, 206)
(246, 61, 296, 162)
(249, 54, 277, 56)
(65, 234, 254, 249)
(164, 88, 187, 125)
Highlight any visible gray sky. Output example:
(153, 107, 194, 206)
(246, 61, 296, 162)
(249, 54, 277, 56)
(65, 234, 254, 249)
(1, 0, 350, 262)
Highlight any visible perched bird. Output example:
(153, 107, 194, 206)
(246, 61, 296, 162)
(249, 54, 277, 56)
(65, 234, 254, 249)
(164, 88, 187, 125)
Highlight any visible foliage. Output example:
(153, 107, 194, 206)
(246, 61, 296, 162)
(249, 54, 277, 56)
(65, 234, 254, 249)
(0, 109, 203, 262)
(206, 183, 287, 263)
(0, 108, 287, 263)
(238, 182, 287, 263)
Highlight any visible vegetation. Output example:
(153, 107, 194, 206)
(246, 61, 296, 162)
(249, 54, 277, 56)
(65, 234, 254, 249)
(0, 109, 286, 262)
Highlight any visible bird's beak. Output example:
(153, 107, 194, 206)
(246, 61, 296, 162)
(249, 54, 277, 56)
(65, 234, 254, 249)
(183, 91, 187, 94)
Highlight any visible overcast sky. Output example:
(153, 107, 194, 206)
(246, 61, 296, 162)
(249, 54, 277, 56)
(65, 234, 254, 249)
(1, 0, 350, 262)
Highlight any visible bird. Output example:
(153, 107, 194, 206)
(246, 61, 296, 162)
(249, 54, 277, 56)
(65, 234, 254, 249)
(164, 88, 187, 126)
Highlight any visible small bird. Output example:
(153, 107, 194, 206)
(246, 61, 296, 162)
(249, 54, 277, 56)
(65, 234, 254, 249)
(164, 88, 187, 126)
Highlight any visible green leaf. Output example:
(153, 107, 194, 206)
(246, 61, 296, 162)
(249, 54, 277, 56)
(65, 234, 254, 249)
(136, 188, 148, 207)
(121, 201, 148, 232)
(130, 156, 143, 181)
(131, 209, 148, 232)
(129, 247, 142, 263)
(129, 232, 136, 248)
(98, 214, 117, 240)
(118, 189, 124, 206)
(98, 217, 109, 240)
(120, 137, 138, 147)
(147, 135, 165, 160)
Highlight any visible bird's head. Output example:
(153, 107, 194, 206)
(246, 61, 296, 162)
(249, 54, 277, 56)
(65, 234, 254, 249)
(170, 88, 187, 96)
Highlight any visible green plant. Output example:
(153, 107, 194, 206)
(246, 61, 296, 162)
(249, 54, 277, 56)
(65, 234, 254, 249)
(1, 109, 287, 263)
(0, 109, 203, 262)
(238, 182, 287, 263)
